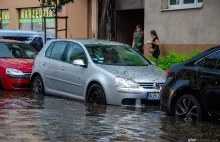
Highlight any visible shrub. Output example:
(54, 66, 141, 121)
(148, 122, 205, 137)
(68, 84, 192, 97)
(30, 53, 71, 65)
(149, 49, 201, 70)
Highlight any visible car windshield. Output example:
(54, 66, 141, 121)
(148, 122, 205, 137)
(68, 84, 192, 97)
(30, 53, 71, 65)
(85, 44, 150, 66)
(0, 42, 37, 59)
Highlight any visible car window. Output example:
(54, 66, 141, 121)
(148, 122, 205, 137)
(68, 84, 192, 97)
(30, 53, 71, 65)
(64, 42, 87, 64)
(85, 44, 150, 66)
(45, 42, 55, 58)
(29, 37, 44, 52)
(0, 42, 37, 59)
(49, 41, 67, 61)
(197, 50, 220, 69)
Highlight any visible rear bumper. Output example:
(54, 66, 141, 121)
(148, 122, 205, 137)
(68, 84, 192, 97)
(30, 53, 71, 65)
(1, 74, 31, 90)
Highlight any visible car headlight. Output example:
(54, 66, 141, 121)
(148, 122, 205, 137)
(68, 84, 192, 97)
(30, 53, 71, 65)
(6, 68, 24, 76)
(115, 77, 139, 88)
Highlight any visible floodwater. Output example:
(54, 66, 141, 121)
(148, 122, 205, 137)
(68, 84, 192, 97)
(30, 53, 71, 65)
(0, 91, 219, 142)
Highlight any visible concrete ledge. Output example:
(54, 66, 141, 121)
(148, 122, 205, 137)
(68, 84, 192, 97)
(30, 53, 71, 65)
(161, 5, 203, 12)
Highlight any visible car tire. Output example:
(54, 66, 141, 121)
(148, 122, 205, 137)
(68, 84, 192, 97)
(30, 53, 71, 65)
(87, 84, 106, 105)
(174, 94, 202, 121)
(31, 76, 45, 95)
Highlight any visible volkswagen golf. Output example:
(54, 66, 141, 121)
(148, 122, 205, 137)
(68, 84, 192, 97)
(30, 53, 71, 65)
(31, 39, 166, 106)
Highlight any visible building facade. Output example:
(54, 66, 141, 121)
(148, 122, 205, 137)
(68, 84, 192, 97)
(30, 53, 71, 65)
(0, 0, 98, 39)
(144, 0, 220, 56)
(0, 0, 219, 57)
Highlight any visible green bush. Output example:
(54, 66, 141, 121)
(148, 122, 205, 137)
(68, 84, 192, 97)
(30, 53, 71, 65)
(149, 49, 201, 70)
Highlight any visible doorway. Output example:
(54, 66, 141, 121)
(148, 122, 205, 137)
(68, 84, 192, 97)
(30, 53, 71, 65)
(116, 9, 144, 46)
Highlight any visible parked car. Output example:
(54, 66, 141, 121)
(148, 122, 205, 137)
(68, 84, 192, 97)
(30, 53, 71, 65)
(0, 30, 58, 52)
(160, 46, 220, 121)
(0, 39, 37, 90)
(31, 39, 166, 106)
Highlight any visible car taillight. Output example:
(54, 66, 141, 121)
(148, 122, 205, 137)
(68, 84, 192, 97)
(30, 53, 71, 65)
(166, 69, 175, 77)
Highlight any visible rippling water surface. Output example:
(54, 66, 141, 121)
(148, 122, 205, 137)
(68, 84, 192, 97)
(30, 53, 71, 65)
(0, 91, 219, 142)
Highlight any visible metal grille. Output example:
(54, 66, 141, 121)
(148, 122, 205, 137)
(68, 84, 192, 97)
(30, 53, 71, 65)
(138, 82, 164, 89)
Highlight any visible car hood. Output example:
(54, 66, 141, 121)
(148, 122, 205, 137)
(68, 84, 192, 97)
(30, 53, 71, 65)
(98, 65, 166, 83)
(0, 59, 34, 72)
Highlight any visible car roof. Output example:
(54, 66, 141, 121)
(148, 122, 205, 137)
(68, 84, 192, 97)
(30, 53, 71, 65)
(0, 39, 24, 44)
(50, 39, 128, 46)
(0, 30, 55, 36)
(184, 46, 220, 65)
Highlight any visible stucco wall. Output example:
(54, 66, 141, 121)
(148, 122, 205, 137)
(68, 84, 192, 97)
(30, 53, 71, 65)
(0, 0, 91, 38)
(144, 0, 220, 56)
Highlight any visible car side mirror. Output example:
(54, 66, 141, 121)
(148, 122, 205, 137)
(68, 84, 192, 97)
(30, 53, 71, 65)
(72, 59, 87, 68)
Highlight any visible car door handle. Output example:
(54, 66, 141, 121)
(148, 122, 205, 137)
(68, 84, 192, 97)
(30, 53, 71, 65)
(200, 75, 212, 79)
(42, 62, 46, 66)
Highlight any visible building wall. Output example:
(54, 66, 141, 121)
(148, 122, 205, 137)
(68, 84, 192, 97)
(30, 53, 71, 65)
(0, 0, 94, 39)
(144, 0, 220, 57)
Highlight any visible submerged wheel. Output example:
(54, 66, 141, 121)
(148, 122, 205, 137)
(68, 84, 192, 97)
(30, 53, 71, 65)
(31, 76, 45, 95)
(87, 84, 106, 105)
(175, 94, 202, 121)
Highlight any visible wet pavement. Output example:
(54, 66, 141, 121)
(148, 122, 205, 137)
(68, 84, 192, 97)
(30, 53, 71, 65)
(0, 91, 219, 142)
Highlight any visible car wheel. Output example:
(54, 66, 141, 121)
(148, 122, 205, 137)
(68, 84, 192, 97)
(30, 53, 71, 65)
(175, 94, 202, 121)
(31, 76, 45, 95)
(87, 84, 106, 105)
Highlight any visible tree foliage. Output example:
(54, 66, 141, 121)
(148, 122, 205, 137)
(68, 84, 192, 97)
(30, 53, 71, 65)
(149, 49, 201, 70)
(39, 0, 74, 7)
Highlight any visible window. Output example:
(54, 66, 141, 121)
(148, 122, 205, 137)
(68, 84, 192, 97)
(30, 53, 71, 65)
(19, 7, 55, 34)
(197, 51, 220, 70)
(0, 42, 37, 59)
(49, 42, 67, 61)
(64, 43, 87, 64)
(169, 0, 203, 9)
(0, 10, 9, 29)
(29, 37, 44, 52)
(45, 42, 55, 58)
(85, 44, 150, 66)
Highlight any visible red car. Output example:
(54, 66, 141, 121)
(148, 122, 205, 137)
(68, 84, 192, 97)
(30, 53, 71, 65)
(0, 39, 37, 90)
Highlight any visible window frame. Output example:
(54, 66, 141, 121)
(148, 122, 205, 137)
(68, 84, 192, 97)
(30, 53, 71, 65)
(195, 50, 220, 70)
(0, 9, 9, 29)
(45, 41, 68, 61)
(63, 42, 88, 65)
(45, 42, 55, 58)
(18, 7, 55, 32)
(168, 0, 203, 9)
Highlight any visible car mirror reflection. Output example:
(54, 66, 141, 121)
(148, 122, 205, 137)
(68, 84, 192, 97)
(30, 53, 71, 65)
(72, 59, 87, 68)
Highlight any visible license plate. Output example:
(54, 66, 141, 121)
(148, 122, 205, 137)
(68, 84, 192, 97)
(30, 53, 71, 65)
(147, 92, 160, 100)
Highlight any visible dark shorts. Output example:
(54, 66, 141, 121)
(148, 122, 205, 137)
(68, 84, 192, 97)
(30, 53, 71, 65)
(153, 50, 160, 59)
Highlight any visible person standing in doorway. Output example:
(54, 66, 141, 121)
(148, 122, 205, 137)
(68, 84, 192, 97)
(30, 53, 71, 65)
(132, 25, 144, 54)
(148, 30, 160, 59)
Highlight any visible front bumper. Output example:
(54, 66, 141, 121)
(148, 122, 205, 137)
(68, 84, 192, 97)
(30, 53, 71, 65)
(105, 86, 161, 106)
(1, 74, 31, 90)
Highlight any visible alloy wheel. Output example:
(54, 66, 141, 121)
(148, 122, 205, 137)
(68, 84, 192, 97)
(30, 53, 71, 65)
(32, 77, 43, 95)
(175, 97, 199, 121)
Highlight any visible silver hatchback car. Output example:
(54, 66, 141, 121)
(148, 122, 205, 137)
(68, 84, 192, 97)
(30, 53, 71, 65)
(30, 39, 166, 106)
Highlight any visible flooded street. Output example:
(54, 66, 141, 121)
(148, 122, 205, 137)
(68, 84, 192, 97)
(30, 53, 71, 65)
(0, 91, 219, 142)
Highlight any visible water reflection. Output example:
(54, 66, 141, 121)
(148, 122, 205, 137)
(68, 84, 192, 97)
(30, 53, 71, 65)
(0, 91, 219, 141)
(0, 91, 44, 109)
